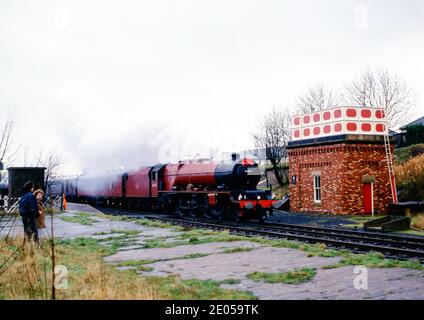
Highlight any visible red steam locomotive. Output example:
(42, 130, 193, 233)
(59, 158, 276, 221)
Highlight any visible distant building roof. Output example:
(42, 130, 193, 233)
(400, 115, 424, 130)
(389, 129, 397, 136)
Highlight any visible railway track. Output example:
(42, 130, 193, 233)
(94, 206, 424, 262)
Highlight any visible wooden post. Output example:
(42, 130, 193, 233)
(50, 197, 56, 300)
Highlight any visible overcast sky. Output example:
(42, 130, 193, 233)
(0, 0, 423, 175)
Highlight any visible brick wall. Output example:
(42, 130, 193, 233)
(288, 142, 393, 215)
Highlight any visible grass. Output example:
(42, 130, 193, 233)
(179, 253, 209, 259)
(321, 252, 423, 270)
(60, 212, 97, 226)
(0, 237, 157, 299)
(270, 183, 289, 199)
(91, 212, 186, 232)
(141, 237, 188, 249)
(92, 213, 126, 221)
(143, 276, 256, 300)
(109, 229, 141, 236)
(113, 259, 157, 272)
(247, 268, 316, 284)
(222, 247, 256, 254)
(113, 252, 211, 272)
(97, 236, 140, 252)
(245, 236, 341, 258)
(395, 153, 424, 201)
(135, 219, 180, 230)
(91, 229, 145, 251)
(394, 143, 424, 165)
(411, 214, 424, 231)
(218, 279, 242, 285)
(177, 228, 219, 239)
(0, 237, 256, 300)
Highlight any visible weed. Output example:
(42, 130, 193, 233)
(336, 252, 423, 270)
(222, 247, 255, 254)
(247, 268, 316, 284)
(0, 237, 256, 300)
(143, 276, 256, 300)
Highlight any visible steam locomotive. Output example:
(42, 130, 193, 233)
(56, 158, 276, 221)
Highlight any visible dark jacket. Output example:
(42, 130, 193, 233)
(19, 192, 38, 216)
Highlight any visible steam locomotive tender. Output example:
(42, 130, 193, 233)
(61, 158, 275, 221)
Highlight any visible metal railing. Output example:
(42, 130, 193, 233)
(0, 197, 19, 214)
(0, 195, 64, 214)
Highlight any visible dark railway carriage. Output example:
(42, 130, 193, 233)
(48, 178, 78, 197)
(76, 172, 123, 206)
(60, 158, 275, 221)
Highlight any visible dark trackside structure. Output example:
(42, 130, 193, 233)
(7, 167, 46, 197)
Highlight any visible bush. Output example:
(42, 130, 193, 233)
(411, 214, 424, 230)
(394, 143, 424, 165)
(405, 124, 424, 146)
(395, 153, 424, 201)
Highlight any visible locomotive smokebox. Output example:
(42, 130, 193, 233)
(7, 167, 46, 197)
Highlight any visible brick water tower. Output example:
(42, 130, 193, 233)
(288, 106, 396, 215)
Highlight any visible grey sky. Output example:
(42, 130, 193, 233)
(0, 0, 423, 174)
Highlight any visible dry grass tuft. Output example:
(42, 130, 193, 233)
(411, 214, 424, 230)
(0, 236, 255, 300)
(0, 237, 158, 300)
(395, 153, 424, 201)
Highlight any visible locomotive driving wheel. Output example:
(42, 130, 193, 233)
(176, 198, 190, 217)
(188, 206, 198, 218)
(204, 207, 223, 220)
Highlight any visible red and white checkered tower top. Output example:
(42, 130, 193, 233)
(291, 106, 388, 141)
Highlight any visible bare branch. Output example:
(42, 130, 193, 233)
(252, 108, 291, 187)
(25, 149, 64, 192)
(343, 68, 417, 129)
(0, 109, 18, 162)
(295, 84, 340, 114)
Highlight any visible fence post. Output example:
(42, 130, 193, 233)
(50, 196, 56, 300)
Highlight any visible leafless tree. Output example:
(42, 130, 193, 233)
(295, 84, 340, 114)
(0, 109, 20, 185)
(252, 108, 291, 187)
(344, 68, 416, 129)
(34, 150, 63, 191)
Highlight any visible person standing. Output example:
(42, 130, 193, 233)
(33, 189, 46, 229)
(19, 181, 39, 243)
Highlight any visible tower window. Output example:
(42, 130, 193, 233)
(313, 174, 321, 203)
